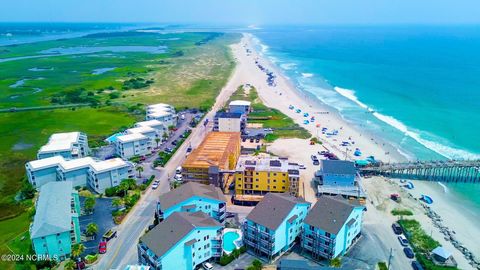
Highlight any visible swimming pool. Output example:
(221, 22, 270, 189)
(105, 132, 123, 143)
(223, 231, 240, 253)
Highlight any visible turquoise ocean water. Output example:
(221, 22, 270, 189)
(252, 25, 480, 209)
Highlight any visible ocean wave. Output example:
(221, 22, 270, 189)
(334, 87, 480, 160)
(301, 73, 314, 78)
(280, 63, 297, 70)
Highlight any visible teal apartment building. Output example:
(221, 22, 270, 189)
(156, 182, 227, 223)
(301, 196, 365, 260)
(138, 211, 223, 270)
(243, 193, 311, 261)
(30, 182, 81, 260)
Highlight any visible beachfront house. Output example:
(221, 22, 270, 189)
(234, 156, 300, 203)
(229, 100, 251, 115)
(243, 193, 311, 262)
(317, 160, 356, 186)
(30, 182, 81, 261)
(115, 133, 151, 159)
(301, 196, 365, 260)
(213, 112, 246, 133)
(138, 212, 223, 270)
(25, 156, 134, 192)
(37, 132, 89, 160)
(145, 103, 178, 127)
(156, 182, 227, 223)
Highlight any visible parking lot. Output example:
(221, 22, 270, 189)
(79, 197, 115, 255)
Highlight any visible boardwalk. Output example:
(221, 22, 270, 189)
(360, 160, 480, 183)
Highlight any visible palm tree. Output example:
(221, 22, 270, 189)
(84, 197, 96, 213)
(64, 259, 75, 270)
(71, 243, 85, 259)
(136, 166, 144, 178)
(118, 181, 130, 197)
(162, 132, 169, 141)
(112, 197, 124, 209)
(154, 137, 161, 148)
(86, 222, 99, 236)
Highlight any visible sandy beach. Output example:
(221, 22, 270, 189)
(227, 33, 478, 269)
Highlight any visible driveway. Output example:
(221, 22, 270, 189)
(79, 197, 115, 255)
(214, 253, 257, 270)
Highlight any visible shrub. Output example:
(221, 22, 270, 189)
(105, 186, 118, 197)
(378, 262, 388, 270)
(330, 257, 342, 267)
(85, 254, 98, 264)
(391, 208, 414, 216)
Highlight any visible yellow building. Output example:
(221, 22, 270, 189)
(234, 156, 300, 201)
(182, 132, 241, 189)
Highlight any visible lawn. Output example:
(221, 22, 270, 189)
(226, 85, 311, 141)
(0, 213, 33, 270)
(0, 30, 239, 268)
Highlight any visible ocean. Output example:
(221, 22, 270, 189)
(251, 25, 480, 212)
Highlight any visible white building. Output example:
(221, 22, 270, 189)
(213, 112, 246, 133)
(126, 126, 158, 147)
(25, 156, 134, 193)
(115, 133, 151, 159)
(229, 100, 251, 115)
(135, 120, 167, 134)
(37, 132, 89, 160)
(145, 103, 177, 127)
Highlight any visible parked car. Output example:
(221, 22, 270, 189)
(175, 174, 183, 182)
(392, 223, 403, 235)
(165, 147, 173, 153)
(411, 261, 424, 270)
(225, 212, 236, 218)
(242, 138, 247, 142)
(403, 247, 415, 259)
(255, 138, 260, 143)
(176, 166, 182, 174)
(172, 140, 178, 146)
(102, 229, 118, 242)
(249, 138, 254, 143)
(299, 165, 306, 169)
(398, 235, 409, 246)
(313, 160, 320, 166)
(311, 155, 319, 161)
(98, 241, 107, 254)
(152, 182, 159, 189)
(202, 262, 214, 270)
(76, 259, 86, 269)
(186, 146, 192, 153)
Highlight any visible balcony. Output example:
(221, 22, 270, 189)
(243, 224, 274, 239)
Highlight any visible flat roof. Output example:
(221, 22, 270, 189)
(27, 156, 129, 173)
(236, 155, 298, 173)
(147, 103, 174, 109)
(229, 100, 251, 106)
(126, 126, 156, 135)
(90, 158, 130, 172)
(216, 112, 243, 119)
(320, 160, 356, 175)
(60, 157, 95, 171)
(183, 132, 241, 169)
(39, 132, 82, 153)
(135, 120, 165, 128)
(147, 110, 173, 118)
(27, 156, 65, 170)
(30, 182, 73, 238)
(117, 133, 148, 143)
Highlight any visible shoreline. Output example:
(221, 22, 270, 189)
(234, 33, 478, 268)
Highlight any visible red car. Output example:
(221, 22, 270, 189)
(98, 241, 107, 254)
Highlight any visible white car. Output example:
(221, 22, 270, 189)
(202, 262, 214, 270)
(151, 183, 159, 190)
(175, 174, 183, 181)
(176, 166, 182, 174)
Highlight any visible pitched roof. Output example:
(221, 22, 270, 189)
(320, 160, 356, 175)
(432, 247, 452, 259)
(140, 211, 221, 258)
(158, 182, 226, 210)
(30, 182, 74, 238)
(246, 193, 309, 231)
(305, 196, 363, 235)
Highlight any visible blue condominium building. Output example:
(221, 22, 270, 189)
(317, 160, 356, 187)
(30, 182, 81, 261)
(243, 193, 311, 262)
(301, 196, 365, 260)
(156, 182, 226, 223)
(138, 211, 223, 270)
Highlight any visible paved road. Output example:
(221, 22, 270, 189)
(95, 76, 239, 269)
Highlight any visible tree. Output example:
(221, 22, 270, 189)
(112, 197, 124, 209)
(71, 243, 85, 258)
(64, 259, 75, 270)
(119, 178, 136, 197)
(84, 197, 96, 213)
(86, 222, 99, 236)
(118, 181, 130, 197)
(136, 166, 144, 178)
(155, 137, 161, 148)
(162, 132, 169, 141)
(330, 257, 342, 268)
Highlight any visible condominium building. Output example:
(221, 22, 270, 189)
(30, 182, 81, 261)
(156, 182, 226, 223)
(235, 156, 300, 199)
(126, 126, 158, 147)
(138, 212, 223, 270)
(115, 133, 151, 159)
(37, 132, 89, 160)
(182, 132, 241, 189)
(25, 156, 134, 192)
(229, 100, 251, 115)
(243, 193, 311, 261)
(213, 112, 246, 133)
(146, 103, 178, 127)
(135, 120, 167, 137)
(301, 196, 365, 260)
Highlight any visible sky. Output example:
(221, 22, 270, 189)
(1, 0, 479, 25)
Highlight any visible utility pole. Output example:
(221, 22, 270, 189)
(387, 247, 394, 270)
